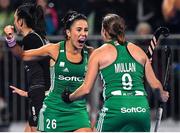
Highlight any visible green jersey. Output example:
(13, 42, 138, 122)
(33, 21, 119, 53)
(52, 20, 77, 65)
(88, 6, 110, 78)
(38, 41, 90, 132)
(96, 41, 150, 132)
(44, 41, 88, 111)
(100, 40, 147, 100)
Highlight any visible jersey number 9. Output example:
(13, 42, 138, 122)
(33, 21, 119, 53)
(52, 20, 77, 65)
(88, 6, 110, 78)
(122, 73, 132, 90)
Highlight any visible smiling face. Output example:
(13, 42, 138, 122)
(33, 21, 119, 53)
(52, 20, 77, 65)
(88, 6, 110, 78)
(66, 19, 88, 49)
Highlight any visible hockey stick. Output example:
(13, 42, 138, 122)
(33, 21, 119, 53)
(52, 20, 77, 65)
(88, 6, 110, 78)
(146, 27, 169, 60)
(154, 45, 172, 132)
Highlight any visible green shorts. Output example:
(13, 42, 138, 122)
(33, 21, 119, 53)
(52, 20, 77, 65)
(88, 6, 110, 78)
(38, 105, 91, 132)
(96, 96, 150, 132)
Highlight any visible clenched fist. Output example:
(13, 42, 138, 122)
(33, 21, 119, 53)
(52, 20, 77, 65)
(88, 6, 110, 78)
(61, 88, 72, 103)
(4, 25, 15, 39)
(159, 90, 169, 102)
(4, 25, 16, 47)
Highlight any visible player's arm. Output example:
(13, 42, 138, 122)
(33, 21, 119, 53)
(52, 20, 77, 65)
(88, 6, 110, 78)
(20, 43, 58, 61)
(4, 25, 59, 61)
(145, 59, 163, 90)
(144, 56, 169, 102)
(7, 43, 53, 60)
(4, 25, 26, 58)
(133, 43, 164, 90)
(128, 43, 169, 102)
(69, 49, 100, 101)
(128, 42, 164, 91)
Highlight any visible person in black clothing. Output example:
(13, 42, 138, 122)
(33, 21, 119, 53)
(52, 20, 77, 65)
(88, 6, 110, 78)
(3, 2, 50, 132)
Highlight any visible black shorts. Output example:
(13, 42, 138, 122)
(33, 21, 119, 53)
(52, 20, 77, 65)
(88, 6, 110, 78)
(28, 85, 46, 127)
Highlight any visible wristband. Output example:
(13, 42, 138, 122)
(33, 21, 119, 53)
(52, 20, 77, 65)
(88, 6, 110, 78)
(5, 36, 16, 48)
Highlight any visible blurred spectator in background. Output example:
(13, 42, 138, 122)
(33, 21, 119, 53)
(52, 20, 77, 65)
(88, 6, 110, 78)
(135, 22, 152, 46)
(48, 0, 162, 34)
(136, 22, 152, 35)
(37, 0, 59, 35)
(162, 0, 180, 33)
(0, 0, 14, 35)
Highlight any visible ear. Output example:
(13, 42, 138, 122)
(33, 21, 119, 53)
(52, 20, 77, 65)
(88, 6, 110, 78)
(66, 29, 71, 38)
(101, 27, 105, 33)
(104, 30, 109, 38)
(103, 28, 108, 37)
(18, 19, 23, 27)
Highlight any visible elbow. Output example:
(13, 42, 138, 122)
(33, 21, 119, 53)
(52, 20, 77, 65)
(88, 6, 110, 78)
(13, 52, 24, 60)
(20, 52, 29, 61)
(19, 53, 24, 60)
(21, 54, 26, 60)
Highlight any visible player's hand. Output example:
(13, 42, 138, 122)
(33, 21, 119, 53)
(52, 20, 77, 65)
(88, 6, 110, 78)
(4, 25, 16, 47)
(159, 89, 169, 102)
(61, 88, 72, 103)
(4, 25, 15, 39)
(10, 85, 28, 97)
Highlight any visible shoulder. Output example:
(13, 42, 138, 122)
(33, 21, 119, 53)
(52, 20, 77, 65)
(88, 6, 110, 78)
(97, 43, 115, 52)
(127, 42, 146, 55)
(23, 33, 44, 46)
(90, 43, 111, 58)
(44, 43, 60, 57)
(45, 41, 63, 50)
(48, 42, 60, 49)
(127, 42, 148, 64)
(38, 42, 60, 52)
(25, 32, 43, 40)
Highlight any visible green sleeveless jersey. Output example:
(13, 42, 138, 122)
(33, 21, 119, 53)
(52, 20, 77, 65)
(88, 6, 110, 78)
(44, 41, 88, 112)
(100, 41, 147, 100)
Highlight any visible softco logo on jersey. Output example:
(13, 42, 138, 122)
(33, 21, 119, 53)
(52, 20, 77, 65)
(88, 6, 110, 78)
(121, 107, 146, 113)
(58, 75, 84, 82)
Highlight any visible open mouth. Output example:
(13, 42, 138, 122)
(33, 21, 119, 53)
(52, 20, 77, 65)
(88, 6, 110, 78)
(78, 38, 86, 44)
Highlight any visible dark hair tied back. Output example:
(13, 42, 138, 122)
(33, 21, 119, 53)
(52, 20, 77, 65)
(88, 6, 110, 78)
(17, 3, 46, 36)
(102, 14, 126, 43)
